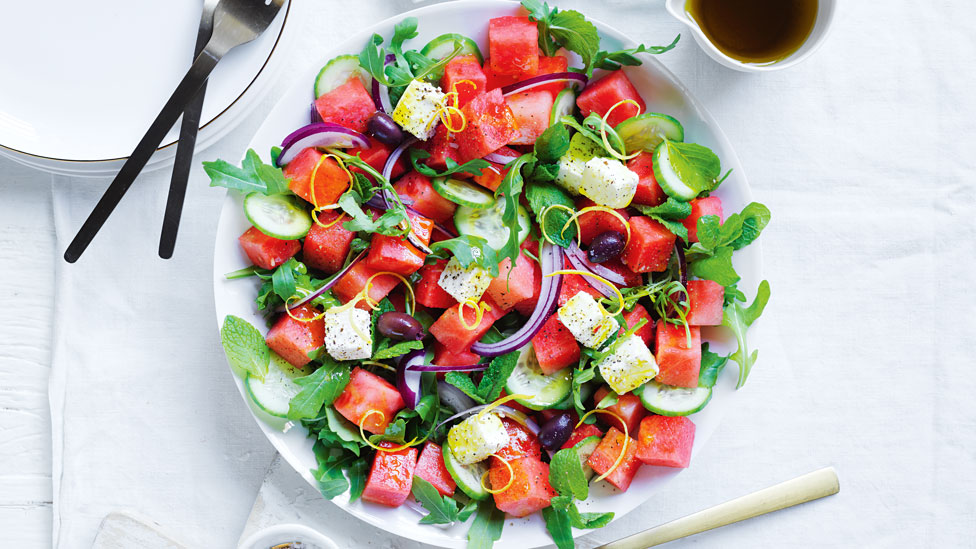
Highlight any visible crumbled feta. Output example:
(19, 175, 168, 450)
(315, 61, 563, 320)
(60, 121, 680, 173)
(579, 156, 639, 208)
(437, 256, 491, 304)
(557, 292, 619, 349)
(555, 133, 602, 195)
(391, 79, 445, 140)
(447, 412, 509, 464)
(323, 306, 372, 361)
(597, 334, 659, 394)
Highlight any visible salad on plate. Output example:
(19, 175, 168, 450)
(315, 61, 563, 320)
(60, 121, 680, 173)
(210, 2, 770, 547)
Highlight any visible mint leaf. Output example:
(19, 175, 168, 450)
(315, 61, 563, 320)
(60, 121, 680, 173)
(548, 10, 600, 75)
(220, 315, 270, 380)
(534, 122, 571, 164)
(288, 359, 350, 420)
(525, 182, 576, 248)
(467, 500, 505, 549)
(634, 197, 692, 220)
(429, 235, 501, 277)
(723, 280, 770, 388)
(477, 351, 520, 403)
(661, 139, 723, 198)
(550, 447, 588, 500)
(689, 245, 739, 286)
(542, 506, 575, 549)
(697, 214, 743, 251)
(593, 35, 681, 71)
(697, 343, 729, 389)
(444, 371, 484, 404)
(730, 202, 771, 250)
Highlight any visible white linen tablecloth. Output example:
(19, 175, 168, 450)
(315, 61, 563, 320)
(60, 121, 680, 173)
(16, 0, 976, 547)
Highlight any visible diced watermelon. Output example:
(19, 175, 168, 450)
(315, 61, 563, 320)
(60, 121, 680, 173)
(514, 241, 543, 316)
(686, 279, 724, 326)
(407, 210, 434, 246)
(488, 16, 539, 76)
(429, 294, 506, 350)
(621, 216, 676, 273)
(421, 123, 461, 172)
(557, 259, 603, 306)
(561, 423, 604, 450)
(682, 196, 723, 243)
(362, 442, 418, 507)
(654, 320, 702, 388)
(587, 426, 642, 492)
(238, 226, 301, 270)
(313, 76, 376, 133)
(575, 197, 630, 245)
(432, 341, 480, 366)
(333, 367, 405, 434)
(442, 54, 488, 107)
(505, 90, 554, 145)
(265, 305, 324, 367)
(533, 55, 571, 98)
(576, 70, 646, 128)
(414, 442, 456, 497)
(593, 386, 646, 436)
(302, 212, 354, 274)
(283, 148, 348, 207)
(620, 304, 654, 345)
(482, 58, 521, 90)
(491, 418, 542, 467)
(626, 152, 667, 206)
(348, 136, 406, 181)
(365, 235, 425, 276)
(393, 171, 457, 224)
(471, 146, 518, 191)
(636, 415, 696, 468)
(486, 247, 539, 309)
(456, 89, 520, 163)
(600, 258, 643, 288)
(332, 262, 400, 310)
(531, 314, 580, 375)
(416, 260, 458, 309)
(489, 457, 556, 517)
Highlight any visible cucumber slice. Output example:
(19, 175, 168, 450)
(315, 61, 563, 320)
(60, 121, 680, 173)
(245, 353, 305, 418)
(572, 435, 601, 480)
(314, 54, 372, 98)
(431, 177, 495, 209)
(243, 192, 312, 240)
(638, 380, 712, 416)
(420, 34, 484, 79)
(549, 381, 593, 410)
(651, 140, 698, 201)
(455, 195, 530, 252)
(504, 345, 572, 411)
(615, 113, 685, 153)
(550, 89, 577, 126)
(443, 445, 490, 500)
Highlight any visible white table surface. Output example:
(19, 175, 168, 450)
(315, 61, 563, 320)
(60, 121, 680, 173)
(3, 0, 976, 547)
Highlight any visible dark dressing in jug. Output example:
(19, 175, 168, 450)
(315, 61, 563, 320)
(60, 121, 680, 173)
(686, 0, 819, 65)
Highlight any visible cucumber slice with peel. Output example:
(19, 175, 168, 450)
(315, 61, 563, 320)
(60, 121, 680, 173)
(245, 353, 305, 418)
(443, 445, 490, 500)
(638, 380, 712, 416)
(504, 344, 572, 411)
(651, 140, 697, 201)
(454, 195, 530, 252)
(573, 435, 601, 480)
(550, 89, 577, 126)
(615, 113, 684, 153)
(314, 54, 372, 98)
(421, 33, 483, 65)
(244, 192, 312, 240)
(431, 177, 495, 209)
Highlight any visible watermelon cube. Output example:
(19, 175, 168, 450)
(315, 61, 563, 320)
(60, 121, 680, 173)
(482, 57, 521, 91)
(265, 305, 325, 367)
(488, 16, 539, 76)
(513, 242, 543, 316)
(587, 427, 642, 492)
(332, 262, 399, 310)
(505, 90, 554, 145)
(561, 423, 604, 450)
(348, 136, 406, 182)
(593, 386, 646, 437)
(682, 196, 723, 243)
(429, 294, 506, 349)
(333, 367, 405, 434)
(576, 70, 646, 127)
(575, 197, 630, 245)
(362, 442, 418, 507)
(432, 341, 480, 366)
(416, 260, 458, 309)
(686, 280, 724, 326)
(283, 147, 348, 207)
(313, 76, 376, 134)
(238, 226, 300, 270)
(636, 415, 696, 468)
(533, 55, 570, 98)
(365, 234, 426, 276)
(531, 314, 581, 375)
(654, 320, 702, 388)
(471, 146, 518, 191)
(620, 304, 655, 345)
(393, 171, 457, 223)
(302, 212, 355, 274)
(626, 152, 667, 206)
(489, 457, 556, 517)
(621, 216, 676, 273)
(492, 418, 542, 467)
(486, 247, 539, 309)
(456, 89, 519, 163)
(442, 54, 487, 107)
(557, 259, 604, 306)
(414, 442, 456, 497)
(421, 123, 462, 172)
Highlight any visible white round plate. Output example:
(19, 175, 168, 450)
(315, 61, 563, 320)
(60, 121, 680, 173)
(0, 0, 291, 177)
(213, 1, 764, 547)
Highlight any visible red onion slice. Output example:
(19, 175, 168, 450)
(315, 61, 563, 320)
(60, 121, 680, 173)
(407, 363, 487, 372)
(500, 72, 588, 96)
(277, 123, 370, 167)
(483, 151, 521, 165)
(565, 248, 618, 299)
(370, 53, 397, 113)
(566, 241, 628, 286)
(310, 102, 322, 124)
(397, 350, 424, 409)
(285, 250, 366, 311)
(433, 403, 539, 435)
(470, 242, 563, 357)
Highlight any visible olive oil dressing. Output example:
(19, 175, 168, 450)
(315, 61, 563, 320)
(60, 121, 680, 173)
(686, 0, 819, 65)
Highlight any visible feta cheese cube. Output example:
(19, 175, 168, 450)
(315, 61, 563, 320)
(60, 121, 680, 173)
(323, 306, 372, 361)
(597, 334, 659, 394)
(579, 157, 639, 208)
(437, 256, 491, 304)
(447, 412, 509, 464)
(555, 133, 602, 195)
(557, 292, 619, 349)
(391, 79, 445, 140)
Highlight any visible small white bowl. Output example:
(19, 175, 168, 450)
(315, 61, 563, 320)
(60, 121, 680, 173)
(664, 0, 837, 72)
(238, 524, 338, 549)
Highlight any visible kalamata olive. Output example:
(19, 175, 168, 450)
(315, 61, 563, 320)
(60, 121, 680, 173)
(366, 112, 404, 147)
(538, 412, 574, 451)
(587, 230, 627, 263)
(377, 312, 424, 341)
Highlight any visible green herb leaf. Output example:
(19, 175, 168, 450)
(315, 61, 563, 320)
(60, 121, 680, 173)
(525, 182, 576, 248)
(689, 245, 739, 286)
(359, 33, 392, 87)
(220, 315, 270, 380)
(595, 390, 619, 409)
(541, 506, 575, 549)
(660, 139, 723, 198)
(568, 506, 614, 529)
(729, 202, 771, 250)
(723, 280, 770, 388)
(634, 197, 692, 220)
(205, 148, 290, 195)
(697, 214, 743, 252)
(550, 447, 589, 500)
(572, 356, 595, 416)
(310, 449, 352, 499)
(346, 459, 368, 502)
(412, 476, 469, 525)
(697, 343, 729, 389)
(534, 122, 571, 164)
(467, 500, 505, 549)
(429, 235, 501, 277)
(271, 258, 300, 300)
(373, 340, 424, 361)
(288, 359, 350, 420)
(593, 35, 681, 71)
(548, 10, 600, 75)
(409, 149, 491, 178)
(319, 406, 364, 456)
(496, 153, 535, 265)
(477, 351, 520, 403)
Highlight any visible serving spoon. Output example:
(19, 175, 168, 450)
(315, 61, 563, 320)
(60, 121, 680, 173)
(64, 0, 285, 263)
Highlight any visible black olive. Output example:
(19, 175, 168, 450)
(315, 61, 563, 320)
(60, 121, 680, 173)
(376, 312, 424, 341)
(366, 112, 404, 147)
(587, 230, 627, 263)
(538, 412, 574, 451)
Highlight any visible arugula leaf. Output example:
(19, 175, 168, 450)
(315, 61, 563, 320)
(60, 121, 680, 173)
(542, 506, 575, 549)
(595, 390, 619, 409)
(572, 356, 595, 416)
(373, 340, 424, 361)
(359, 33, 393, 87)
(204, 148, 290, 195)
(467, 500, 504, 549)
(270, 258, 300, 300)
(412, 476, 471, 525)
(525, 182, 576, 248)
(593, 35, 681, 71)
(310, 445, 353, 499)
(549, 447, 589, 500)
(495, 153, 535, 264)
(409, 149, 491, 178)
(723, 280, 770, 388)
(220, 315, 270, 380)
(697, 343, 729, 389)
(346, 459, 368, 502)
(429, 235, 501, 277)
(320, 406, 364, 456)
(697, 214, 743, 251)
(288, 359, 350, 420)
(534, 123, 571, 164)
(405, 43, 466, 83)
